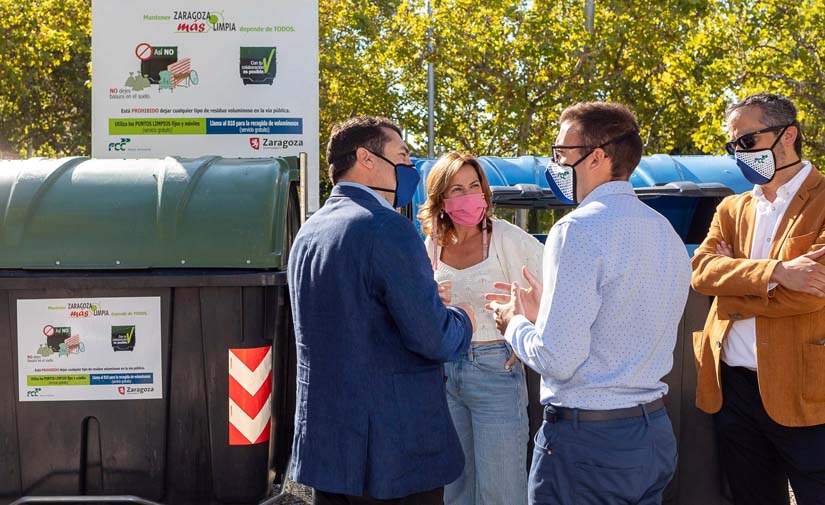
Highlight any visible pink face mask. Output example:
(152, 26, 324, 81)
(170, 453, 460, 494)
(443, 193, 487, 226)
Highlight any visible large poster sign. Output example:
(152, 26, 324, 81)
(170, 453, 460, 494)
(91, 0, 320, 211)
(17, 297, 163, 402)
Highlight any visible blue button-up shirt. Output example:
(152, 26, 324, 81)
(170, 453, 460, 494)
(337, 182, 394, 210)
(505, 181, 691, 409)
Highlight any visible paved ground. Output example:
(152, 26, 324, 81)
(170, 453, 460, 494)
(270, 479, 797, 504)
(271, 479, 311, 504)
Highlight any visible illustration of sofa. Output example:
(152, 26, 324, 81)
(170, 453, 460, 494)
(159, 58, 199, 92)
(65, 334, 85, 354)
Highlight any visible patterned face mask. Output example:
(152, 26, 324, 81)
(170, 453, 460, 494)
(725, 124, 799, 185)
(547, 130, 640, 204)
(544, 158, 579, 205)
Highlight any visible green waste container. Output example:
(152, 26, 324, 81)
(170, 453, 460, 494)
(0, 155, 300, 505)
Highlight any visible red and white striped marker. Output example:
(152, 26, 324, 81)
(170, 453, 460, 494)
(228, 346, 272, 445)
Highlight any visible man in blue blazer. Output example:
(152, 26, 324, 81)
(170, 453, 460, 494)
(288, 116, 475, 505)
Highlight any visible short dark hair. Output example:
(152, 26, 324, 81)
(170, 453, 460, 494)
(326, 116, 403, 183)
(725, 93, 802, 157)
(559, 102, 643, 180)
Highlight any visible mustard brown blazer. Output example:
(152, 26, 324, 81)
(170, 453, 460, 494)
(691, 166, 825, 427)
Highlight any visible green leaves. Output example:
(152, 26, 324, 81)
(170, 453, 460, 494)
(317, 0, 409, 199)
(0, 0, 91, 157)
(2, 0, 824, 177)
(325, 0, 825, 167)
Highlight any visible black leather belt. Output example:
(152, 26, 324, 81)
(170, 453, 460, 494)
(543, 398, 665, 423)
(721, 361, 758, 380)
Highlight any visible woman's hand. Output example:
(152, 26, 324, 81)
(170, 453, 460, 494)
(504, 351, 519, 369)
(487, 281, 525, 335)
(438, 280, 452, 305)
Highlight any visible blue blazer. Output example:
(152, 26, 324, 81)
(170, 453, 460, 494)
(287, 185, 472, 499)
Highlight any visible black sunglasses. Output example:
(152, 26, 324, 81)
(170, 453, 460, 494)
(724, 125, 789, 155)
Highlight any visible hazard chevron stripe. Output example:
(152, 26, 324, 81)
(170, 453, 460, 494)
(229, 372, 272, 419)
(230, 345, 271, 371)
(228, 346, 272, 445)
(228, 347, 272, 396)
(229, 396, 271, 444)
(229, 418, 271, 445)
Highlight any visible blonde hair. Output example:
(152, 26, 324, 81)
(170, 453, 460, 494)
(417, 152, 493, 246)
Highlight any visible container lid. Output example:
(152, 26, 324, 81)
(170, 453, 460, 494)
(0, 156, 298, 269)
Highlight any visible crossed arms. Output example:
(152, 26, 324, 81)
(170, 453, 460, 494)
(691, 205, 825, 319)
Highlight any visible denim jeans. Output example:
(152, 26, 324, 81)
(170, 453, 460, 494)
(444, 343, 529, 505)
(529, 406, 677, 505)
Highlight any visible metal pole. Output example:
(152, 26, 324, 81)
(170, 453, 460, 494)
(11, 496, 164, 505)
(256, 455, 293, 505)
(514, 209, 528, 231)
(427, 0, 435, 158)
(585, 0, 595, 33)
(299, 151, 308, 224)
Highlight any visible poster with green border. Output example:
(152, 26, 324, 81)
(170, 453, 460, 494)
(17, 297, 162, 401)
(91, 0, 320, 212)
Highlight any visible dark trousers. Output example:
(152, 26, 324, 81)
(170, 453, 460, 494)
(715, 363, 825, 505)
(313, 487, 443, 505)
(528, 407, 677, 505)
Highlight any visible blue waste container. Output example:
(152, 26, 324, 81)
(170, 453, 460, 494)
(412, 154, 749, 249)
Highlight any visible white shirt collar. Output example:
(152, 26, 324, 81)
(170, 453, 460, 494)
(753, 161, 811, 205)
(579, 180, 635, 206)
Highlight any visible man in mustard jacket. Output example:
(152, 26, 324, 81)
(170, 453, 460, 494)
(692, 93, 825, 505)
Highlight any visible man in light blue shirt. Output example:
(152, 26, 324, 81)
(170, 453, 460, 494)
(489, 102, 691, 505)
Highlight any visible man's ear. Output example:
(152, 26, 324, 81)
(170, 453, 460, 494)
(783, 124, 799, 147)
(589, 147, 607, 171)
(355, 146, 372, 171)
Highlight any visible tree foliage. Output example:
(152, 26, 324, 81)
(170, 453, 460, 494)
(318, 0, 409, 198)
(1, 0, 824, 173)
(381, 0, 825, 166)
(0, 0, 91, 157)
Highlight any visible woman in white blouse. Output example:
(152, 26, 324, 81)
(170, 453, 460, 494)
(418, 152, 544, 505)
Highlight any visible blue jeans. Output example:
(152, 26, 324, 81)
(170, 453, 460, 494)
(444, 343, 529, 505)
(529, 406, 677, 505)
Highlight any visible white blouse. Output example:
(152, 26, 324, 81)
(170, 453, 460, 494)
(425, 219, 544, 343)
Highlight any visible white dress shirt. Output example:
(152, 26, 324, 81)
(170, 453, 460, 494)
(723, 161, 812, 370)
(504, 181, 691, 409)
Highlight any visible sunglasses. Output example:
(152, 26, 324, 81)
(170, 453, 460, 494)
(724, 125, 789, 155)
